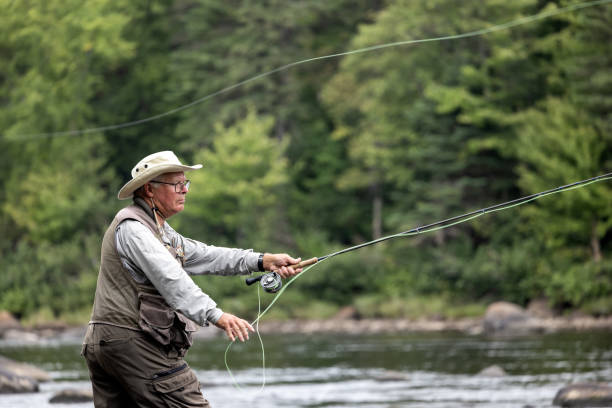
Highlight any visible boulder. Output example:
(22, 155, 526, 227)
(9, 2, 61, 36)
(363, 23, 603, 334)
(49, 389, 94, 404)
(2, 329, 40, 343)
(477, 365, 507, 377)
(0, 355, 51, 382)
(553, 383, 612, 407)
(333, 306, 359, 320)
(0, 368, 38, 394)
(483, 301, 530, 333)
(0, 311, 20, 332)
(374, 370, 410, 382)
(527, 298, 555, 318)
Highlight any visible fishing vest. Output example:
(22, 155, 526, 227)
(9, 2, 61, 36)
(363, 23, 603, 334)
(89, 201, 196, 354)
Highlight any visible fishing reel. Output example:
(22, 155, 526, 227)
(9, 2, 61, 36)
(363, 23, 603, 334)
(245, 271, 283, 293)
(244, 257, 319, 293)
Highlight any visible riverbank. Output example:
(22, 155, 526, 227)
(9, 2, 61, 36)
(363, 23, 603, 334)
(2, 312, 612, 346)
(255, 314, 612, 335)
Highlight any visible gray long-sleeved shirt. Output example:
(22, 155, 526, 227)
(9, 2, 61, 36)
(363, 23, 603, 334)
(115, 219, 260, 326)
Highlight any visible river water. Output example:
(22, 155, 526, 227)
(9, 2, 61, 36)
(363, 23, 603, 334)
(0, 330, 610, 407)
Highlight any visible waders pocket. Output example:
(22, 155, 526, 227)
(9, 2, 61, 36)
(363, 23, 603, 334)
(151, 364, 208, 408)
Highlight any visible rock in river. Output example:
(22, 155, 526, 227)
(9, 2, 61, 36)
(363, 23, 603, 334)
(0, 355, 50, 382)
(477, 365, 507, 377)
(483, 301, 530, 333)
(0, 368, 38, 394)
(50, 389, 94, 404)
(0, 354, 51, 394)
(553, 383, 612, 407)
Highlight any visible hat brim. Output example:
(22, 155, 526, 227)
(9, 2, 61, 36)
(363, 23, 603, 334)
(117, 163, 202, 200)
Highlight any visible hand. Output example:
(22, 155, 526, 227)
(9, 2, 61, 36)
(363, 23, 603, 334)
(262, 253, 303, 279)
(214, 313, 254, 342)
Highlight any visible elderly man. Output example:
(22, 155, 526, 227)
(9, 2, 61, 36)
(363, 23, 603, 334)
(82, 151, 302, 407)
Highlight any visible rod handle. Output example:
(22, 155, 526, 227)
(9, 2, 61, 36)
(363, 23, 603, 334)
(293, 257, 318, 269)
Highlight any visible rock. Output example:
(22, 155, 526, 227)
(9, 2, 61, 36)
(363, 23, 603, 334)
(0, 311, 21, 331)
(553, 383, 612, 407)
(2, 329, 41, 343)
(333, 306, 359, 320)
(477, 365, 507, 377)
(527, 298, 555, 318)
(483, 301, 530, 333)
(0, 355, 50, 382)
(49, 389, 94, 404)
(374, 370, 410, 382)
(0, 368, 39, 394)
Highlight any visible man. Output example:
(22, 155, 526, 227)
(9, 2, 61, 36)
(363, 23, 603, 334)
(82, 151, 302, 407)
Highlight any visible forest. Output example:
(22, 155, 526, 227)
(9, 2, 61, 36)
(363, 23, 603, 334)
(1, 0, 611, 324)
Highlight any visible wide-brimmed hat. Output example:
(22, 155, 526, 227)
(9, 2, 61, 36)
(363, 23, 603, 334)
(118, 151, 202, 200)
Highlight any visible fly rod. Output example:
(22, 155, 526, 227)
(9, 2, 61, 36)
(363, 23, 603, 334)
(245, 171, 612, 292)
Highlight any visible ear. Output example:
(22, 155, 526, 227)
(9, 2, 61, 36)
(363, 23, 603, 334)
(143, 183, 155, 198)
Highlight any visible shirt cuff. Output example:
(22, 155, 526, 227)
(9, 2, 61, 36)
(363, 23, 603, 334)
(246, 252, 262, 273)
(206, 308, 224, 324)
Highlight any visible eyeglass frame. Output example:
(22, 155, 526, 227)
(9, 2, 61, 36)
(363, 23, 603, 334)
(150, 179, 191, 193)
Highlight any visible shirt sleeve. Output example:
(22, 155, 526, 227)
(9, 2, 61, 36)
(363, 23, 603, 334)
(164, 224, 261, 276)
(116, 220, 224, 325)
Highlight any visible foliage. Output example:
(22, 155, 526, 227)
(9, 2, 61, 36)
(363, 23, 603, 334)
(0, 0, 610, 322)
(176, 108, 289, 249)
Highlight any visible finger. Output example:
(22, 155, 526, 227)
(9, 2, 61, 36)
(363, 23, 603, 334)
(285, 255, 300, 265)
(226, 327, 235, 342)
(241, 324, 250, 341)
(245, 320, 255, 332)
(236, 330, 245, 342)
(237, 320, 250, 340)
(279, 266, 289, 278)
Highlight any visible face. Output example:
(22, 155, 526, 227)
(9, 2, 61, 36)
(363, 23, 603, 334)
(146, 171, 189, 218)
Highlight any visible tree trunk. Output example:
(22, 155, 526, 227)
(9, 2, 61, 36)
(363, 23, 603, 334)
(371, 182, 382, 240)
(591, 220, 602, 263)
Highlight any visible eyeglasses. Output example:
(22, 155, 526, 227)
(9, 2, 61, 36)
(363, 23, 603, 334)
(150, 179, 191, 192)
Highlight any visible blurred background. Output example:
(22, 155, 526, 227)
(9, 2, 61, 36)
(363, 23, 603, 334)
(1, 0, 611, 326)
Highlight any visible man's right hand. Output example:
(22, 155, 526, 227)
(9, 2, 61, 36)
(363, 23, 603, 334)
(214, 313, 254, 342)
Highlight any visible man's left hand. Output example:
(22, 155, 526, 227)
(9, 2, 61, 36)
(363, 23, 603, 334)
(262, 253, 303, 278)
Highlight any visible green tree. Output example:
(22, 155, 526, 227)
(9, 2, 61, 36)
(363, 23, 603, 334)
(0, 0, 176, 320)
(177, 109, 288, 249)
(167, 0, 382, 248)
(515, 99, 612, 305)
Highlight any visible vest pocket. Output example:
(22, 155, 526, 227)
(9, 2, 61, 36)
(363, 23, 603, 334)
(138, 292, 175, 346)
(138, 291, 197, 357)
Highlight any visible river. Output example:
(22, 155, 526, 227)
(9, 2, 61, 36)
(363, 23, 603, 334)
(0, 330, 610, 407)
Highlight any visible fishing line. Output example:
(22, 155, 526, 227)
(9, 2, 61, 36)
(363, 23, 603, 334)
(224, 285, 267, 392)
(10, 0, 612, 140)
(225, 171, 612, 389)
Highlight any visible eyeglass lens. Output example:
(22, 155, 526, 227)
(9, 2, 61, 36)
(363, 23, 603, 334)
(176, 180, 190, 192)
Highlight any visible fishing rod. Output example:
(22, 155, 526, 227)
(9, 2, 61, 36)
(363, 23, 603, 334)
(245, 171, 612, 292)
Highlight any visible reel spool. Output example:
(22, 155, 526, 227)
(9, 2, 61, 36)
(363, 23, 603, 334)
(259, 272, 282, 293)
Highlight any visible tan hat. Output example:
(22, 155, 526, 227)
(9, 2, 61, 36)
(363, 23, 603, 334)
(118, 151, 202, 200)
